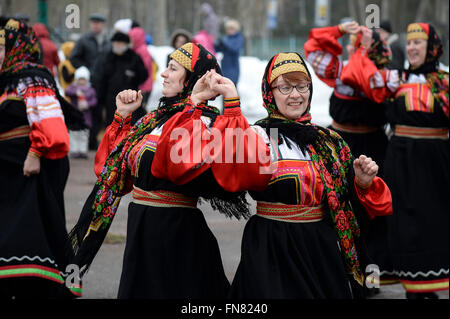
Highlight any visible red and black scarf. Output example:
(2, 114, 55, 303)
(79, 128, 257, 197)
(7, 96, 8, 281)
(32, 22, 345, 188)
(68, 43, 225, 275)
(256, 52, 366, 285)
(405, 23, 448, 116)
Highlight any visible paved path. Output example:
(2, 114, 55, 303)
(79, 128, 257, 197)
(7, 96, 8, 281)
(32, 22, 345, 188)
(65, 152, 448, 299)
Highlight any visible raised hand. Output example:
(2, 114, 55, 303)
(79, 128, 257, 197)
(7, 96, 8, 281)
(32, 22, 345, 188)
(353, 155, 378, 188)
(341, 21, 360, 35)
(207, 70, 238, 99)
(360, 26, 373, 48)
(116, 89, 143, 118)
(191, 71, 219, 105)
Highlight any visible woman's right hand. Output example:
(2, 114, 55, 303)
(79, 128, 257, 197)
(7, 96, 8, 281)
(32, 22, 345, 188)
(341, 21, 360, 35)
(116, 89, 143, 118)
(207, 70, 238, 99)
(191, 70, 219, 105)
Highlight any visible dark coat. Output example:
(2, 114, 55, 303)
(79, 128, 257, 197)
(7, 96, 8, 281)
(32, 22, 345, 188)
(93, 49, 148, 125)
(386, 34, 405, 71)
(69, 31, 111, 79)
(214, 32, 244, 85)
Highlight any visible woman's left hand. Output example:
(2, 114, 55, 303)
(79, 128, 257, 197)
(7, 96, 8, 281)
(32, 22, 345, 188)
(23, 153, 41, 177)
(353, 155, 378, 187)
(191, 70, 219, 105)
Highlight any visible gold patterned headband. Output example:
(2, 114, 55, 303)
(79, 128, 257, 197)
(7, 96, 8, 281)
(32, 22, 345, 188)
(0, 29, 5, 46)
(269, 53, 310, 84)
(407, 23, 428, 41)
(170, 43, 198, 72)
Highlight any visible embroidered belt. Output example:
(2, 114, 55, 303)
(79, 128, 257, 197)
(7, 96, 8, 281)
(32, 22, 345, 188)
(331, 120, 380, 134)
(0, 125, 31, 142)
(394, 125, 449, 140)
(132, 187, 198, 208)
(256, 201, 325, 223)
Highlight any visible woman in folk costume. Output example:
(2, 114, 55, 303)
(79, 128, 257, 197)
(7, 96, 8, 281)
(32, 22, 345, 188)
(0, 18, 83, 298)
(153, 52, 393, 298)
(225, 52, 393, 298)
(304, 22, 400, 294)
(68, 42, 271, 298)
(379, 23, 448, 299)
(304, 21, 398, 174)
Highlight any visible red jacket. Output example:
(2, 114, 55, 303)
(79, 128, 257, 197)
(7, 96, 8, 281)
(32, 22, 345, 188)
(33, 23, 60, 76)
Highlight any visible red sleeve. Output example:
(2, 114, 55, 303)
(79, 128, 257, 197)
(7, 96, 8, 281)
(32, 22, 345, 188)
(151, 97, 272, 192)
(21, 83, 69, 159)
(304, 25, 345, 88)
(94, 112, 132, 177)
(354, 176, 393, 219)
(340, 47, 398, 103)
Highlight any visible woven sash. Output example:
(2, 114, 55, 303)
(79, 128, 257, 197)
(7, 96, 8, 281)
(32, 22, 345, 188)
(394, 125, 449, 140)
(256, 201, 324, 223)
(132, 187, 198, 208)
(331, 120, 379, 134)
(0, 125, 30, 142)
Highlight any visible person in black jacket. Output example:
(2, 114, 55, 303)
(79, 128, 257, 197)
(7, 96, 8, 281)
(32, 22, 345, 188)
(93, 32, 148, 126)
(70, 13, 111, 150)
(376, 20, 405, 72)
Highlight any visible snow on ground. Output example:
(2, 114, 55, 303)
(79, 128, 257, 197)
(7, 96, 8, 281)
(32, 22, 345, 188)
(60, 44, 447, 128)
(147, 45, 334, 127)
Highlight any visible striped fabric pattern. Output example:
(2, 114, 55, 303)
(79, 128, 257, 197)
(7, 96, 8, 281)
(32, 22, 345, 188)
(132, 187, 198, 208)
(396, 83, 435, 113)
(256, 201, 324, 223)
(0, 125, 30, 142)
(270, 159, 323, 206)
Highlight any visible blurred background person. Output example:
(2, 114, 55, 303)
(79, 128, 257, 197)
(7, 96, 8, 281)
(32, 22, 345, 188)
(70, 13, 110, 150)
(32, 23, 60, 77)
(167, 28, 192, 66)
(192, 2, 218, 56)
(129, 26, 155, 111)
(93, 31, 148, 127)
(376, 20, 406, 71)
(65, 66, 97, 159)
(215, 18, 244, 86)
(58, 41, 76, 91)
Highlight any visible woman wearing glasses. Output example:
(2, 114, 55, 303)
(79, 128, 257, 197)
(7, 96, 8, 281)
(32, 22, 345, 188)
(225, 53, 394, 299)
(152, 52, 393, 298)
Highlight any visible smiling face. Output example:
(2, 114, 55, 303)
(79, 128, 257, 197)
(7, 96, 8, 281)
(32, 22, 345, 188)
(161, 59, 187, 97)
(271, 72, 311, 120)
(406, 38, 427, 68)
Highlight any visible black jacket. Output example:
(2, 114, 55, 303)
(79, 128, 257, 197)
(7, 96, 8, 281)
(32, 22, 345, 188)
(69, 31, 111, 77)
(93, 49, 148, 125)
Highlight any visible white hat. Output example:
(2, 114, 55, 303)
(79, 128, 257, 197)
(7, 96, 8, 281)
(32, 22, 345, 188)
(75, 66, 90, 82)
(114, 19, 132, 34)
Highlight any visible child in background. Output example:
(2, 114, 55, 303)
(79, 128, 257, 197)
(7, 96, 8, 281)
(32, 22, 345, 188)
(65, 66, 97, 158)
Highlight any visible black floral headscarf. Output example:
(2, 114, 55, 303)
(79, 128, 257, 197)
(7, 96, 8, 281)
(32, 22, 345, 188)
(405, 23, 448, 116)
(68, 43, 223, 275)
(255, 52, 367, 285)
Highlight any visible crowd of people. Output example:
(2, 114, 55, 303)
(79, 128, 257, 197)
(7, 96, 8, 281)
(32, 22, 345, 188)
(0, 2, 448, 301)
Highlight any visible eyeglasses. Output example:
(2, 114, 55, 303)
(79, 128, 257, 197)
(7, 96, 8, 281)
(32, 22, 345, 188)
(272, 83, 311, 95)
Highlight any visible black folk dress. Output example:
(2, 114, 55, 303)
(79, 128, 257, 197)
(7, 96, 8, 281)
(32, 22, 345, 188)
(382, 72, 449, 292)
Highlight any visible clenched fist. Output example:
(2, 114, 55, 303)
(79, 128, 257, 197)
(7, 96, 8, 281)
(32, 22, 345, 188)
(353, 155, 378, 188)
(116, 89, 143, 118)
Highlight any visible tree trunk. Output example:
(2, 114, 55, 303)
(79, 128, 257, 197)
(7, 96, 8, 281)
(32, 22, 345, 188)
(152, 0, 167, 46)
